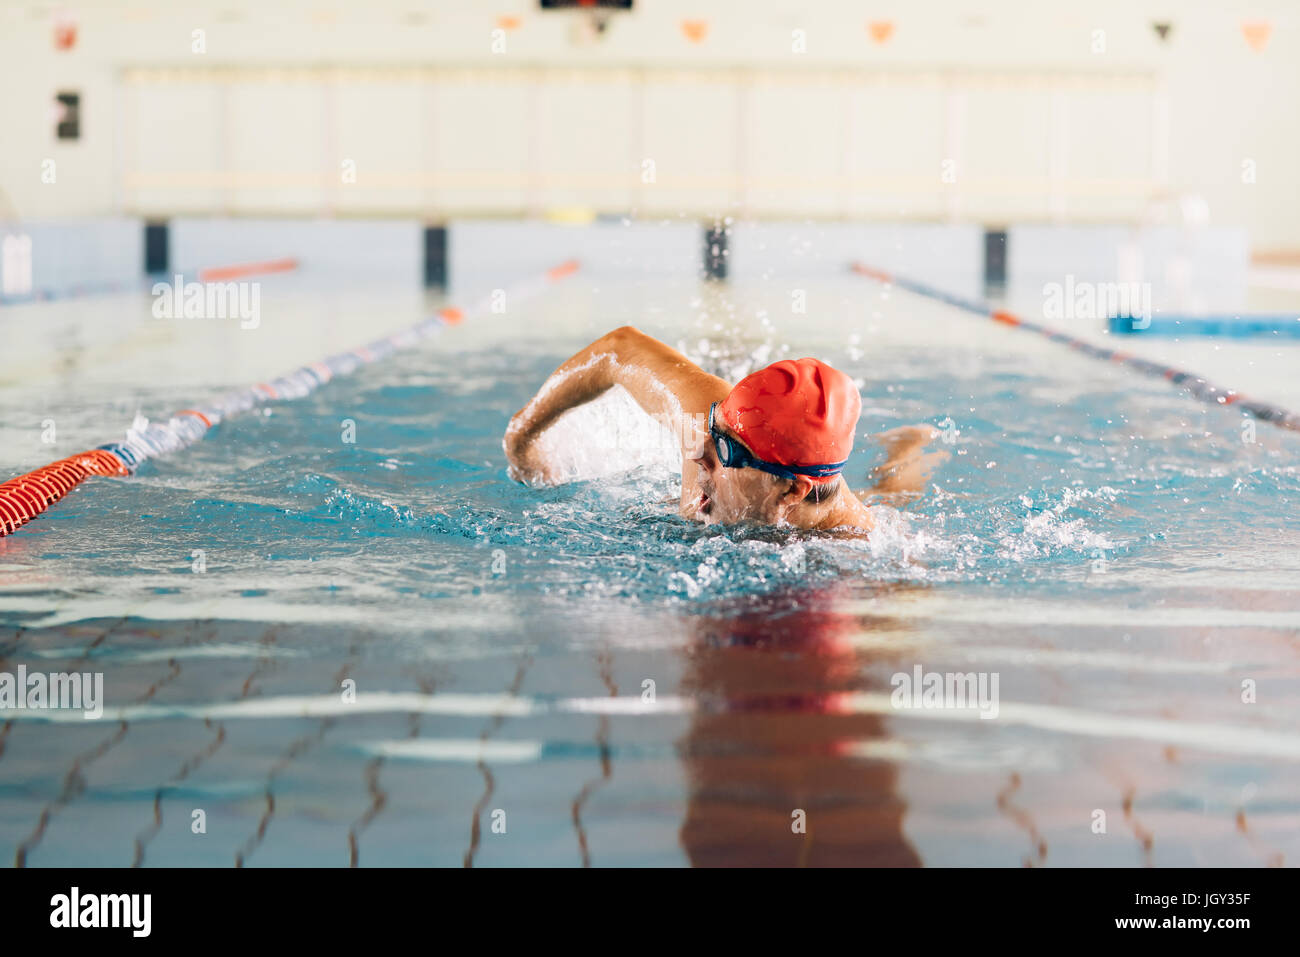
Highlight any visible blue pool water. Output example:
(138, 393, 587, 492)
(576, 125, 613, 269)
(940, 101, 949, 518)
(1, 276, 1298, 866)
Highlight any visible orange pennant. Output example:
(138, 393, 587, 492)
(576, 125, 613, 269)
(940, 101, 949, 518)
(496, 15, 521, 31)
(1241, 21, 1271, 52)
(867, 21, 894, 45)
(681, 20, 708, 44)
(53, 12, 78, 51)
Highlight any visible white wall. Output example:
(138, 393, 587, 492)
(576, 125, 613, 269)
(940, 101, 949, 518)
(0, 0, 1297, 249)
(1006, 224, 1250, 313)
(729, 222, 983, 299)
(449, 220, 698, 291)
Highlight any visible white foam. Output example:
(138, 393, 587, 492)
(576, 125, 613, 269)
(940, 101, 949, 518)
(532, 385, 682, 482)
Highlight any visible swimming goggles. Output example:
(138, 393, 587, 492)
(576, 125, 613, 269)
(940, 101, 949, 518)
(708, 403, 846, 481)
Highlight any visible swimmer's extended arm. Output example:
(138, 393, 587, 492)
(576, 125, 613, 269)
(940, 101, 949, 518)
(505, 326, 730, 484)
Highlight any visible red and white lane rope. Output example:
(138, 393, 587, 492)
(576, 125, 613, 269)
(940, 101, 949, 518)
(0, 259, 581, 537)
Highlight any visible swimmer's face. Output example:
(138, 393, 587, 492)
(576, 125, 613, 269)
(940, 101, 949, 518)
(686, 415, 810, 526)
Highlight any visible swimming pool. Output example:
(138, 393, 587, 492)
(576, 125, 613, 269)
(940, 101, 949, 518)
(2, 273, 1298, 866)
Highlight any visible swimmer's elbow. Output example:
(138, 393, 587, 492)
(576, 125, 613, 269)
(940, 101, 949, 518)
(604, 325, 646, 352)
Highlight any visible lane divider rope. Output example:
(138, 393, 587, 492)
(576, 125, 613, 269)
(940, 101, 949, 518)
(850, 262, 1300, 433)
(0, 451, 128, 536)
(0, 256, 302, 307)
(0, 259, 581, 537)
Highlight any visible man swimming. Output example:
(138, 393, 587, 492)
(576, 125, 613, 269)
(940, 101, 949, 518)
(504, 326, 940, 532)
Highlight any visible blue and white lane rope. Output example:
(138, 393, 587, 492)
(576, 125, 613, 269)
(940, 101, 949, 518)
(851, 262, 1300, 434)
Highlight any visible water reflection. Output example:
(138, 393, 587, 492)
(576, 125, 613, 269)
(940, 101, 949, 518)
(678, 583, 922, 867)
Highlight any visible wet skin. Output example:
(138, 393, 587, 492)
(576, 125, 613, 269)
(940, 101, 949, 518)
(505, 326, 944, 533)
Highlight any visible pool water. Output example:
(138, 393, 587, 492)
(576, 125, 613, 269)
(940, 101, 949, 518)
(1, 275, 1298, 866)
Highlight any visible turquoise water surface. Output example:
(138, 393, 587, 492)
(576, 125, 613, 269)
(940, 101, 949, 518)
(1, 276, 1298, 866)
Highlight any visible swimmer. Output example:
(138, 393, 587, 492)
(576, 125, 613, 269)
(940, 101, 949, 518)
(504, 326, 943, 532)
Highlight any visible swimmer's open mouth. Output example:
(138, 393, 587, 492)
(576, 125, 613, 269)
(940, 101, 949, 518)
(697, 492, 712, 516)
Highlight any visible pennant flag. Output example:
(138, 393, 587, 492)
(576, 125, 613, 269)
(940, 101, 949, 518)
(496, 15, 522, 31)
(1241, 21, 1271, 52)
(1152, 22, 1172, 43)
(53, 12, 78, 51)
(867, 21, 894, 45)
(681, 20, 708, 43)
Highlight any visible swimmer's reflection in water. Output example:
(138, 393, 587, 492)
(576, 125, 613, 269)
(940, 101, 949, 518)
(677, 583, 922, 867)
(505, 327, 945, 533)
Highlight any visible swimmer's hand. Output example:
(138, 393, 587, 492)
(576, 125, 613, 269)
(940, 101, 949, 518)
(503, 421, 562, 486)
(865, 424, 948, 501)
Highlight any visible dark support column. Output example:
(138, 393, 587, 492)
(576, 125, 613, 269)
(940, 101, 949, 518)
(983, 228, 1007, 293)
(424, 225, 447, 288)
(704, 220, 728, 281)
(144, 221, 169, 275)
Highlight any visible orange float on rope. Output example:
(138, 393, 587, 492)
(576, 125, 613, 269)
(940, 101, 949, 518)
(177, 409, 213, 428)
(0, 449, 128, 537)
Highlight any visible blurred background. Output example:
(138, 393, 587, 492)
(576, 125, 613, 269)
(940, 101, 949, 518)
(0, 0, 1297, 299)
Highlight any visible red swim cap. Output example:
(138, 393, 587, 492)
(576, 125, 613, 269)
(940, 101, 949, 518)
(717, 358, 861, 483)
